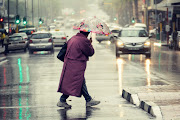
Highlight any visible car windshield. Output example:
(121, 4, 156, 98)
(9, 36, 22, 41)
(120, 30, 148, 37)
(19, 29, 35, 35)
(51, 32, 64, 36)
(31, 33, 51, 39)
(13, 33, 26, 37)
(111, 30, 119, 33)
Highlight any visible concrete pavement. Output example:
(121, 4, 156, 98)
(0, 45, 4, 54)
(122, 85, 180, 120)
(0, 53, 6, 63)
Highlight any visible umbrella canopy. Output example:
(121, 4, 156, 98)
(73, 17, 111, 35)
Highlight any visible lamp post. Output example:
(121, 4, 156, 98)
(32, 0, 34, 26)
(8, 0, 10, 32)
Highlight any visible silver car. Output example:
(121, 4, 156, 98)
(96, 33, 114, 43)
(28, 32, 54, 54)
(8, 36, 28, 52)
(12, 33, 28, 40)
(50, 31, 68, 47)
(116, 28, 151, 58)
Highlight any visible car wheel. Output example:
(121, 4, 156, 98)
(116, 53, 120, 58)
(110, 37, 114, 43)
(51, 49, 54, 53)
(169, 45, 172, 49)
(24, 48, 27, 52)
(145, 53, 151, 58)
(29, 49, 33, 54)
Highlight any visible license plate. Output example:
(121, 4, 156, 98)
(36, 46, 45, 48)
(128, 47, 139, 50)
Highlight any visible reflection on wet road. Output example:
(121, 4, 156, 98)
(0, 39, 154, 119)
(103, 40, 180, 86)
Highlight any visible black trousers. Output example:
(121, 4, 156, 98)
(4, 44, 8, 55)
(60, 80, 92, 102)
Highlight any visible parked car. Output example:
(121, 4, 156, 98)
(28, 32, 54, 54)
(50, 31, 68, 47)
(19, 28, 36, 39)
(8, 36, 28, 52)
(115, 27, 151, 58)
(149, 28, 157, 38)
(169, 31, 180, 50)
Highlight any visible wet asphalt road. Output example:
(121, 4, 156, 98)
(0, 29, 180, 120)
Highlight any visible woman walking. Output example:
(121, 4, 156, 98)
(57, 31, 100, 108)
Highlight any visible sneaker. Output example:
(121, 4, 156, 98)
(86, 99, 100, 107)
(57, 101, 72, 108)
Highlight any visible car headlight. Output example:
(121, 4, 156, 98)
(144, 41, 150, 46)
(117, 41, 124, 46)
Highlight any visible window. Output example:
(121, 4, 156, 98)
(31, 33, 50, 39)
(120, 30, 148, 37)
(9, 36, 22, 41)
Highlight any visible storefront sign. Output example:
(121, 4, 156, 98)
(168, 6, 174, 20)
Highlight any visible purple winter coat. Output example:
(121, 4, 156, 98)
(57, 33, 94, 97)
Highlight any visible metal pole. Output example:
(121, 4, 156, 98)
(167, 7, 169, 44)
(8, 0, 10, 33)
(16, 0, 18, 15)
(155, 0, 157, 40)
(25, 0, 27, 17)
(38, 0, 39, 19)
(32, 0, 34, 26)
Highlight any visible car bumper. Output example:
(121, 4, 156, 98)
(8, 44, 27, 51)
(116, 46, 151, 54)
(29, 43, 53, 51)
(54, 42, 65, 47)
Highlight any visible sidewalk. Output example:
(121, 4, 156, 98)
(0, 46, 5, 54)
(122, 85, 180, 120)
(0, 46, 6, 63)
(151, 38, 169, 46)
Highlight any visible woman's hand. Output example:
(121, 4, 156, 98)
(89, 37, 92, 43)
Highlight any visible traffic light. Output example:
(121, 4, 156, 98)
(23, 17, 27, 25)
(132, 17, 135, 23)
(39, 18, 43, 24)
(114, 17, 117, 21)
(15, 15, 21, 24)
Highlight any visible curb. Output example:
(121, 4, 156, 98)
(122, 89, 162, 118)
(0, 56, 7, 63)
(140, 101, 162, 118)
(122, 89, 140, 106)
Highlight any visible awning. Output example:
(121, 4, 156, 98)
(148, 0, 180, 11)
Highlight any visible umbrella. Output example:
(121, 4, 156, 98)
(73, 17, 110, 35)
(89, 17, 110, 35)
